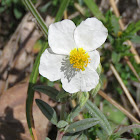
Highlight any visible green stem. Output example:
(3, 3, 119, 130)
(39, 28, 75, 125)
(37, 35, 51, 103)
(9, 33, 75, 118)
(26, 43, 47, 138)
(23, 0, 48, 37)
(55, 0, 70, 22)
(60, 103, 66, 120)
(56, 130, 65, 140)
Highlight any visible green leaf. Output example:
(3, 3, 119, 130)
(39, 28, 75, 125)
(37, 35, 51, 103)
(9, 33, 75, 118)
(66, 118, 99, 133)
(33, 85, 59, 102)
(130, 35, 140, 44)
(115, 124, 140, 136)
(96, 63, 102, 75)
(112, 52, 121, 64)
(36, 99, 58, 125)
(55, 0, 70, 22)
(57, 90, 69, 100)
(78, 133, 88, 140)
(111, 15, 120, 34)
(57, 120, 68, 128)
(67, 105, 83, 122)
(14, 8, 22, 19)
(124, 20, 140, 35)
(0, 7, 6, 13)
(39, 1, 52, 13)
(78, 92, 89, 107)
(84, 0, 105, 21)
(90, 79, 102, 98)
(103, 103, 129, 125)
(62, 132, 81, 140)
(26, 43, 47, 138)
(85, 100, 112, 135)
(96, 129, 108, 140)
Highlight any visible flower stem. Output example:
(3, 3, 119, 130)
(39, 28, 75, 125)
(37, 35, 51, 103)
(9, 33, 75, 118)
(60, 103, 66, 120)
(56, 130, 65, 140)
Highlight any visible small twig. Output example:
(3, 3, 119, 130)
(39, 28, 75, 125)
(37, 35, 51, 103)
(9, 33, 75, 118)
(98, 90, 140, 123)
(110, 64, 140, 118)
(124, 56, 140, 82)
(68, 12, 80, 20)
(74, 3, 85, 16)
(64, 10, 68, 19)
(109, 0, 140, 64)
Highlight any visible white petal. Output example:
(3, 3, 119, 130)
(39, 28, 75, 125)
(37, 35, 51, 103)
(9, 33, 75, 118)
(48, 19, 76, 55)
(88, 50, 100, 70)
(80, 68, 99, 92)
(74, 18, 108, 51)
(39, 48, 64, 81)
(61, 64, 99, 93)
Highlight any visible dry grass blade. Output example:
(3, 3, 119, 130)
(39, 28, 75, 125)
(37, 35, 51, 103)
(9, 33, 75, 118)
(124, 56, 140, 82)
(109, 0, 140, 64)
(110, 64, 140, 118)
(74, 3, 85, 16)
(98, 90, 140, 123)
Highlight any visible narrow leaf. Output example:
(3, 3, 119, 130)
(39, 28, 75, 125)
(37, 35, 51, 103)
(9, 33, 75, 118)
(55, 0, 70, 22)
(23, 0, 48, 37)
(78, 133, 88, 140)
(26, 43, 47, 138)
(57, 90, 69, 100)
(33, 85, 59, 102)
(66, 118, 99, 133)
(57, 120, 68, 128)
(62, 132, 80, 140)
(130, 35, 140, 44)
(85, 100, 112, 135)
(84, 0, 105, 21)
(91, 79, 102, 98)
(36, 99, 58, 125)
(115, 124, 140, 136)
(111, 15, 120, 34)
(67, 105, 83, 122)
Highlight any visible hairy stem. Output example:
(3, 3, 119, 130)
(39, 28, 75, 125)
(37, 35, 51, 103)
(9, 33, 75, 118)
(56, 130, 65, 140)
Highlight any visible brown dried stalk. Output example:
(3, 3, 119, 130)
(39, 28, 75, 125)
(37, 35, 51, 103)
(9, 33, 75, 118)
(110, 64, 140, 118)
(98, 90, 140, 123)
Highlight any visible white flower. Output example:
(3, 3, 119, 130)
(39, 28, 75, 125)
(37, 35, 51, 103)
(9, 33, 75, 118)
(39, 18, 108, 93)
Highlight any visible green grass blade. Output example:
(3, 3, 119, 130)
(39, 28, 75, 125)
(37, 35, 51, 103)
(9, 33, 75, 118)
(23, 0, 48, 37)
(84, 0, 105, 21)
(26, 43, 47, 138)
(55, 0, 70, 22)
(62, 132, 81, 140)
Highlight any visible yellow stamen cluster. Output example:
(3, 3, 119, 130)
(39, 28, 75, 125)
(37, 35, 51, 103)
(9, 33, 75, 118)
(69, 48, 90, 71)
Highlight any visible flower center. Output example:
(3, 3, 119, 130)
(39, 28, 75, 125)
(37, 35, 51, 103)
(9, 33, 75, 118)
(69, 48, 90, 71)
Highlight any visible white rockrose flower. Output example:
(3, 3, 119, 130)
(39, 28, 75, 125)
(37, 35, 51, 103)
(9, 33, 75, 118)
(39, 18, 108, 93)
